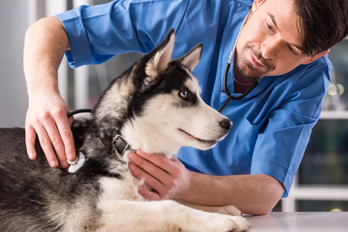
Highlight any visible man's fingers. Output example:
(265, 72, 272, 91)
(25, 92, 74, 167)
(138, 185, 160, 201)
(128, 152, 173, 186)
(55, 112, 76, 162)
(128, 162, 168, 196)
(41, 117, 69, 168)
(136, 150, 179, 175)
(68, 115, 74, 126)
(25, 126, 37, 160)
(35, 124, 59, 168)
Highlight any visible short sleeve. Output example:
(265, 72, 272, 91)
(250, 60, 333, 197)
(55, 0, 190, 68)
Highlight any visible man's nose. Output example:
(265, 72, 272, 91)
(260, 36, 281, 59)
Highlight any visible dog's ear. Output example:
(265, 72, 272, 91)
(180, 43, 203, 72)
(145, 29, 175, 80)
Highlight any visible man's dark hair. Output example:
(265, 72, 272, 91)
(294, 0, 348, 56)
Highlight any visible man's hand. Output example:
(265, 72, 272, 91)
(25, 90, 75, 168)
(128, 150, 191, 201)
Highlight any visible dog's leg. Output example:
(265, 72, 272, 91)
(176, 200, 242, 216)
(97, 199, 250, 232)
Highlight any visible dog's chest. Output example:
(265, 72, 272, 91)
(97, 170, 144, 202)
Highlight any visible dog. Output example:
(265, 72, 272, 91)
(0, 29, 251, 232)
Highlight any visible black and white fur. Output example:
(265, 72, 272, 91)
(0, 29, 251, 232)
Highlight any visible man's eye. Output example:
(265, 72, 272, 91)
(288, 45, 297, 55)
(266, 23, 273, 31)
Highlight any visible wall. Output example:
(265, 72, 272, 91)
(0, 1, 30, 127)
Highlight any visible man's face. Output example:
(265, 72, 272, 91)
(235, 0, 314, 78)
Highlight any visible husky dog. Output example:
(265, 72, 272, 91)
(0, 29, 251, 232)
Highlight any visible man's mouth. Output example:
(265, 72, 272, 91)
(178, 129, 217, 145)
(250, 49, 265, 68)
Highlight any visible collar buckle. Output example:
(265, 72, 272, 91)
(112, 134, 130, 155)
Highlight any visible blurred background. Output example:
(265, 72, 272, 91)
(0, 0, 347, 212)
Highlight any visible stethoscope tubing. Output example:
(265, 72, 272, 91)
(67, 108, 92, 118)
(218, 62, 259, 113)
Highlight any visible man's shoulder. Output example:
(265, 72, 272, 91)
(276, 55, 333, 94)
(300, 55, 333, 80)
(281, 55, 332, 80)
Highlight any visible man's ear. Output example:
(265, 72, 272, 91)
(145, 29, 175, 80)
(302, 49, 330, 65)
(180, 43, 203, 72)
(251, 0, 266, 12)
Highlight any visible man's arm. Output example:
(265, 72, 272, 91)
(24, 16, 75, 167)
(128, 150, 284, 215)
(182, 171, 284, 215)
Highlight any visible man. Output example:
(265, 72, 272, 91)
(24, 0, 348, 215)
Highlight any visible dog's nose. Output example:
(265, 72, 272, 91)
(219, 119, 232, 131)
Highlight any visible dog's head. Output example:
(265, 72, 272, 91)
(116, 29, 232, 155)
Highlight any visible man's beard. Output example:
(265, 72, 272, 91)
(235, 42, 275, 79)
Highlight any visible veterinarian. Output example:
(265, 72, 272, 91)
(23, 0, 348, 215)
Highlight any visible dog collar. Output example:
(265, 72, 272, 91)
(105, 129, 131, 155)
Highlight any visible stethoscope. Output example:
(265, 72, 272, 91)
(218, 5, 263, 113)
(218, 61, 260, 113)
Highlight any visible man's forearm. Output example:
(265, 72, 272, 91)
(179, 172, 285, 215)
(24, 16, 69, 95)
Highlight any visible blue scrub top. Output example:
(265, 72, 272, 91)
(56, 0, 332, 197)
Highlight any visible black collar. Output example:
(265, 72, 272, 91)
(105, 129, 131, 155)
(66, 110, 132, 155)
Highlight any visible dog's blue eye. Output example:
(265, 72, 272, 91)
(179, 90, 188, 99)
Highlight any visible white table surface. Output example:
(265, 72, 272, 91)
(246, 212, 348, 232)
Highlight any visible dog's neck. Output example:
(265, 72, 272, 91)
(118, 120, 179, 159)
(122, 126, 179, 159)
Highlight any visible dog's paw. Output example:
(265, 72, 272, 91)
(204, 214, 251, 232)
(215, 205, 242, 216)
(228, 216, 251, 232)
